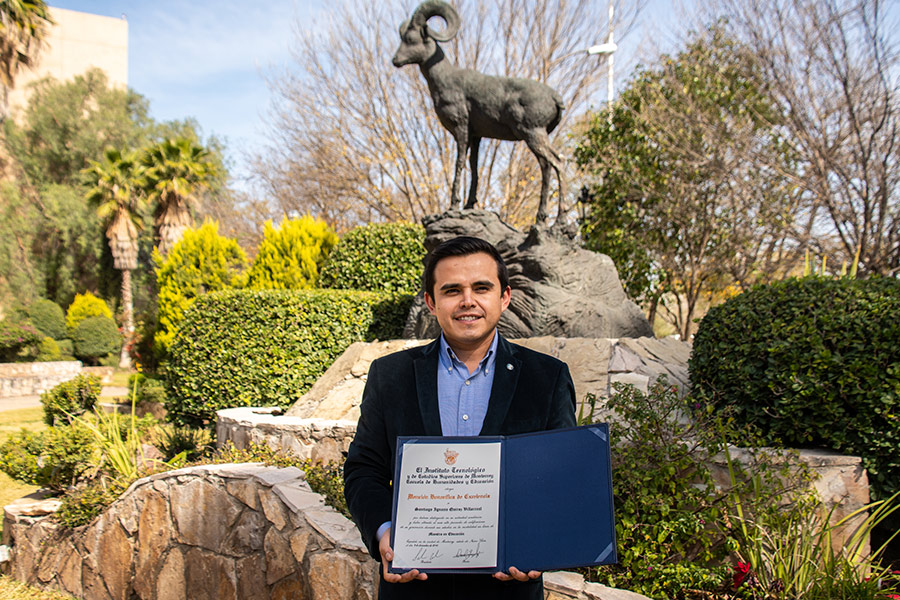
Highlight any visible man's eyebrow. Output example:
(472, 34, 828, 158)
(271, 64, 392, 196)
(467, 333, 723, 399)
(438, 280, 495, 291)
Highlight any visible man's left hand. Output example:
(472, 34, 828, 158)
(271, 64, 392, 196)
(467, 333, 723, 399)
(493, 566, 541, 582)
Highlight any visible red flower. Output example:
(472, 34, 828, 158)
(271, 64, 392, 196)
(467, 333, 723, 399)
(733, 562, 752, 589)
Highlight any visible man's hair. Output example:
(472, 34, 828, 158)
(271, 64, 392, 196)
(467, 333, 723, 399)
(423, 236, 509, 298)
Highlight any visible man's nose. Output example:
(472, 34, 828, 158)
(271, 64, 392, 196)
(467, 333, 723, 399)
(459, 288, 475, 305)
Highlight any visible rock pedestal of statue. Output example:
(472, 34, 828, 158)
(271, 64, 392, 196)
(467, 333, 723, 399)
(403, 210, 653, 339)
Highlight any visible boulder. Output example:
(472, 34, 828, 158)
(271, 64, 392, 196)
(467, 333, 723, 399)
(403, 210, 653, 339)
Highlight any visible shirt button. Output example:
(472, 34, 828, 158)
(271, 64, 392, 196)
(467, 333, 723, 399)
(465, 380, 471, 386)
(462, 414, 469, 420)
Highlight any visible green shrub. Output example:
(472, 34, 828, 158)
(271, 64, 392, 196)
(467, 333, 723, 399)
(165, 288, 412, 427)
(55, 477, 128, 528)
(0, 424, 97, 491)
(0, 317, 42, 362)
(56, 338, 74, 358)
(690, 275, 900, 501)
(246, 215, 338, 290)
(41, 373, 102, 425)
(36, 337, 62, 361)
(72, 315, 121, 364)
(320, 221, 425, 294)
(65, 292, 112, 331)
(28, 299, 67, 339)
(153, 425, 213, 462)
(154, 221, 247, 355)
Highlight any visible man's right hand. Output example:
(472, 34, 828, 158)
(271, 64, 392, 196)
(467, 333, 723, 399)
(379, 528, 428, 584)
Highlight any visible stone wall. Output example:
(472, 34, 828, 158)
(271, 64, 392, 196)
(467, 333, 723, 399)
(217, 408, 356, 465)
(0, 361, 81, 398)
(2, 464, 379, 600)
(0, 362, 114, 398)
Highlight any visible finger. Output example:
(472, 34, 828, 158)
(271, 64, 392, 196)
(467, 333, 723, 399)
(507, 567, 530, 582)
(493, 572, 514, 581)
(527, 570, 541, 579)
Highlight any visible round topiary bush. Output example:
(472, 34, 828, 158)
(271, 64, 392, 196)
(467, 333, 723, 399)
(36, 337, 61, 361)
(28, 299, 67, 340)
(166, 288, 413, 427)
(319, 222, 425, 294)
(66, 292, 113, 332)
(72, 315, 121, 364)
(689, 276, 900, 500)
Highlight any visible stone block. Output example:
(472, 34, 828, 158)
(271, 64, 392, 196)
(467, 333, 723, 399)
(259, 488, 291, 531)
(271, 574, 308, 600)
(226, 478, 260, 510)
(264, 526, 296, 585)
(135, 491, 170, 598)
(544, 570, 585, 596)
(170, 478, 243, 551)
(222, 508, 268, 556)
(96, 515, 134, 600)
(273, 481, 324, 514)
(156, 547, 186, 600)
(236, 554, 269, 600)
(305, 508, 362, 550)
(608, 372, 650, 394)
(256, 467, 305, 487)
(584, 582, 653, 600)
(308, 552, 362, 600)
(184, 547, 236, 600)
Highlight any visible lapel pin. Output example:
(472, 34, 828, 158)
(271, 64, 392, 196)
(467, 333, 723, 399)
(506, 363, 514, 371)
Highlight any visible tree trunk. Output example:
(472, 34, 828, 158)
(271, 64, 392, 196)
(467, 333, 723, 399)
(119, 268, 133, 369)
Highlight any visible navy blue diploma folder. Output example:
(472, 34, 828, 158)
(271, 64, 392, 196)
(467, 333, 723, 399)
(389, 424, 617, 574)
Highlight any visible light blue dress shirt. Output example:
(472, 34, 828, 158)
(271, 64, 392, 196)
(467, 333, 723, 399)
(437, 331, 498, 436)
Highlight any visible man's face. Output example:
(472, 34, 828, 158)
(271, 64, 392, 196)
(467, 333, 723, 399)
(424, 252, 511, 352)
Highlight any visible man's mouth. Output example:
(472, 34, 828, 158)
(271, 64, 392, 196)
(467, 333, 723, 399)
(455, 315, 482, 322)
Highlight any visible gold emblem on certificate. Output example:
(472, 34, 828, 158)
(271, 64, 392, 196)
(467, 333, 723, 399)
(444, 448, 459, 465)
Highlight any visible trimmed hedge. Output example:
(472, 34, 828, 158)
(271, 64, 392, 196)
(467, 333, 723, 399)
(0, 424, 96, 491)
(28, 299, 67, 340)
(320, 222, 425, 294)
(72, 315, 121, 363)
(689, 276, 900, 500)
(165, 288, 413, 427)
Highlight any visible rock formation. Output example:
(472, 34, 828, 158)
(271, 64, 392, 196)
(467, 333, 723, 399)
(403, 210, 653, 339)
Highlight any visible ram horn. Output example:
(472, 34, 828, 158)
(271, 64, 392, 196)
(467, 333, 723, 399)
(410, 0, 460, 42)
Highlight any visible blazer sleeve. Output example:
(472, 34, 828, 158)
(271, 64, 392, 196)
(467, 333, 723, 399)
(548, 362, 577, 430)
(343, 359, 395, 561)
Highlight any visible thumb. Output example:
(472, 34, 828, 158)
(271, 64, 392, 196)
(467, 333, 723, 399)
(384, 548, 393, 561)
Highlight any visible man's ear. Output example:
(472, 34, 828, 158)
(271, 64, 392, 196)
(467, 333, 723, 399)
(500, 286, 511, 311)
(424, 292, 437, 315)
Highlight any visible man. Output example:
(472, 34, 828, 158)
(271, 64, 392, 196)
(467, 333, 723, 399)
(344, 236, 577, 600)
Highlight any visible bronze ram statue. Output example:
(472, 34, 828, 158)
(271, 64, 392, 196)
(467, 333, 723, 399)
(392, 0, 566, 223)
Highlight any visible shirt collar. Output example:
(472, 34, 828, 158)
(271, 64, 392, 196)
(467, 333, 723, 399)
(439, 330, 499, 374)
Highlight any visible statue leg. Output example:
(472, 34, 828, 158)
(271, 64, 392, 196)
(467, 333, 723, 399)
(464, 136, 481, 209)
(525, 130, 566, 224)
(451, 129, 469, 210)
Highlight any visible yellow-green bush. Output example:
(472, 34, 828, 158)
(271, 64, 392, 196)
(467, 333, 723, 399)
(28, 299, 67, 340)
(65, 292, 112, 331)
(246, 215, 337, 290)
(154, 221, 247, 355)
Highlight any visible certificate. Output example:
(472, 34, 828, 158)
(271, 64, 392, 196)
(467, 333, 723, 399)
(391, 441, 502, 569)
(389, 424, 617, 574)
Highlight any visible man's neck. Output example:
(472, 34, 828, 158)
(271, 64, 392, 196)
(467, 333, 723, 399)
(445, 330, 497, 374)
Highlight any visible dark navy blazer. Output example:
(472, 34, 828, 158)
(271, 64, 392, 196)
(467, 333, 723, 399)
(344, 335, 577, 600)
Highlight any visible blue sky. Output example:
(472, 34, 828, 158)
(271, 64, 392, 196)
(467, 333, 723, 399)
(46, 0, 680, 189)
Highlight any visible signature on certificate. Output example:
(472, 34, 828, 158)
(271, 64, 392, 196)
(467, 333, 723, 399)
(453, 542, 483, 563)
(413, 547, 444, 563)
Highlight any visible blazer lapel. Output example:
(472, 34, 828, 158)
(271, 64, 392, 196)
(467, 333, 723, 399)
(480, 335, 522, 435)
(414, 339, 443, 436)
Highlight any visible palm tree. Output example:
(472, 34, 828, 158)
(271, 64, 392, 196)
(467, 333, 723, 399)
(0, 0, 52, 120)
(84, 147, 143, 369)
(140, 137, 219, 256)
